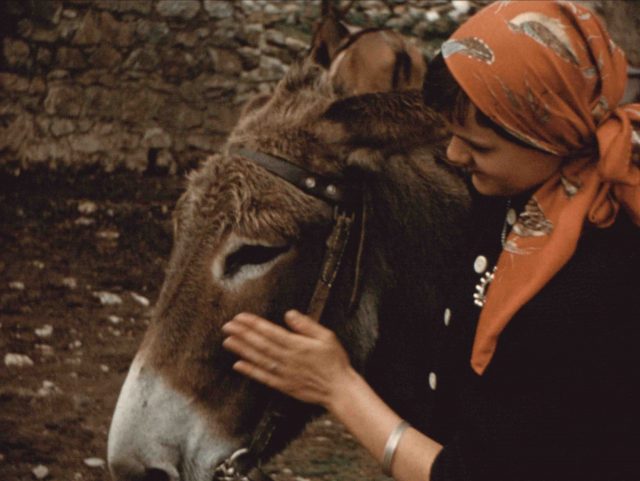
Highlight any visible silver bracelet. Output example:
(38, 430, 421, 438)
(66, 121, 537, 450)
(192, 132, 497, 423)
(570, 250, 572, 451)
(382, 420, 410, 476)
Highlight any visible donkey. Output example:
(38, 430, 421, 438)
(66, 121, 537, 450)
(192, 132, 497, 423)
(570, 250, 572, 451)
(107, 51, 470, 480)
(109, 61, 468, 480)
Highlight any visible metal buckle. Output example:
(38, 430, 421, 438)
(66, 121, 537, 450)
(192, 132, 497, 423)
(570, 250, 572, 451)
(213, 448, 250, 481)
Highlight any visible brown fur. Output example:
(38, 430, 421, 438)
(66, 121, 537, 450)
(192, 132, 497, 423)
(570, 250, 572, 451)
(117, 22, 470, 466)
(131, 58, 470, 454)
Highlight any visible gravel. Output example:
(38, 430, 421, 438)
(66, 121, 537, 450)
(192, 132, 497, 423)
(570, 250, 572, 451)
(35, 324, 54, 338)
(83, 457, 106, 468)
(4, 353, 35, 367)
(93, 291, 123, 306)
(130, 292, 150, 307)
(32, 464, 50, 479)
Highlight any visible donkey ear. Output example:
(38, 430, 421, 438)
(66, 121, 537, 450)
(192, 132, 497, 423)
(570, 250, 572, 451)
(310, 15, 350, 68)
(319, 91, 447, 154)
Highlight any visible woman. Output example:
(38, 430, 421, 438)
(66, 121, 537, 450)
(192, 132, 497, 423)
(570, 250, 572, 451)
(222, 2, 640, 480)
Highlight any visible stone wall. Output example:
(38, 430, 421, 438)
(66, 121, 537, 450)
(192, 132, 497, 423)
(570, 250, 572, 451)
(1, 0, 637, 174)
(0, 0, 475, 174)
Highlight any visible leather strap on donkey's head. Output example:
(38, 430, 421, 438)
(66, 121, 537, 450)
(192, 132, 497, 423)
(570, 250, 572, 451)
(212, 145, 367, 481)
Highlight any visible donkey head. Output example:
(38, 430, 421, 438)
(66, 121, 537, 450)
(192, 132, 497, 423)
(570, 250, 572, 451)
(310, 7, 427, 95)
(108, 50, 450, 481)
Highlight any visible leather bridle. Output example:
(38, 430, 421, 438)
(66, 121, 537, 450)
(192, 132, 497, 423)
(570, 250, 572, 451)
(212, 146, 366, 481)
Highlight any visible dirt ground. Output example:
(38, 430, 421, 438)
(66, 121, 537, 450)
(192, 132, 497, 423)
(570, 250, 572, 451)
(0, 171, 388, 481)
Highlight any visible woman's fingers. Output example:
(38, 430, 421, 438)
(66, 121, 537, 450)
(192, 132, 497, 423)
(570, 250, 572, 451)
(232, 360, 283, 390)
(223, 311, 354, 407)
(227, 312, 292, 348)
(222, 313, 303, 377)
(285, 309, 334, 340)
(222, 319, 284, 359)
(222, 334, 280, 371)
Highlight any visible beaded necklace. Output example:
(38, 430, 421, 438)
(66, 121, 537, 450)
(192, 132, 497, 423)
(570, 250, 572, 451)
(474, 199, 512, 308)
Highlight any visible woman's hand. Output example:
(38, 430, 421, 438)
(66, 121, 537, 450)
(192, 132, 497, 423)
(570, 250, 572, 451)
(223, 310, 443, 481)
(221, 310, 356, 408)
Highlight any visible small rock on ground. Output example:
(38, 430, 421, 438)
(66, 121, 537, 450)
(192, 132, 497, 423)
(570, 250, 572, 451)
(32, 464, 49, 479)
(130, 292, 150, 307)
(9, 281, 25, 290)
(77, 200, 97, 214)
(83, 457, 106, 468)
(4, 353, 34, 367)
(61, 277, 78, 289)
(93, 291, 123, 305)
(37, 380, 61, 397)
(35, 324, 54, 338)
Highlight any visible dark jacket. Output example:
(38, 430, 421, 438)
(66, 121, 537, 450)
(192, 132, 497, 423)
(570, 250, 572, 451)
(429, 192, 640, 481)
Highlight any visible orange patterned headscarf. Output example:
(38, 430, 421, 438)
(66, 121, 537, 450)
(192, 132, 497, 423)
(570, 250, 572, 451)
(442, 1, 640, 375)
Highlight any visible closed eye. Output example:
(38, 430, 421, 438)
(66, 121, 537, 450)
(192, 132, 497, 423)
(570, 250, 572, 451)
(469, 143, 492, 153)
(450, 132, 493, 153)
(223, 244, 291, 278)
(460, 136, 492, 153)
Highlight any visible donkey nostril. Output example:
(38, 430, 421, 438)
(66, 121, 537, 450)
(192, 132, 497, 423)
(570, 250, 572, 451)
(143, 468, 170, 481)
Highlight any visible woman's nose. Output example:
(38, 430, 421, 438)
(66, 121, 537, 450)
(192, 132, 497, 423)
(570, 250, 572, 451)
(446, 136, 472, 167)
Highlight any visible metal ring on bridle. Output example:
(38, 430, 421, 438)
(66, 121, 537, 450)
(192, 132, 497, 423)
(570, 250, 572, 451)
(213, 448, 250, 481)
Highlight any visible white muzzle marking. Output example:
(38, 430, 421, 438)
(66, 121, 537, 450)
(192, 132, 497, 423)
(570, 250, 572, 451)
(108, 353, 236, 481)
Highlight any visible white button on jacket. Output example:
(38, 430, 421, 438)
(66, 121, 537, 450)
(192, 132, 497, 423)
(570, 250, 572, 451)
(474, 255, 488, 274)
(429, 372, 437, 391)
(444, 308, 451, 326)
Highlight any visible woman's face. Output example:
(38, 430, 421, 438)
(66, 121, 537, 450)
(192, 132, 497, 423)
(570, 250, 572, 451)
(446, 104, 563, 197)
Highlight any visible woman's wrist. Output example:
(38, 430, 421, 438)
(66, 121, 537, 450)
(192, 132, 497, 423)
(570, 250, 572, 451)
(324, 364, 364, 414)
(323, 366, 441, 481)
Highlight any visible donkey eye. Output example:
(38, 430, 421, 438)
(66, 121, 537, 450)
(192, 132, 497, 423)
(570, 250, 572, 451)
(223, 244, 291, 278)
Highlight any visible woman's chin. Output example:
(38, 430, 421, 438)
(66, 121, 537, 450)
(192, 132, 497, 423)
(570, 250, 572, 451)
(471, 174, 523, 197)
(471, 174, 499, 196)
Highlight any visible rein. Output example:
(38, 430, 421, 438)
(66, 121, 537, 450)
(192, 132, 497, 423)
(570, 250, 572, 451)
(213, 146, 366, 481)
